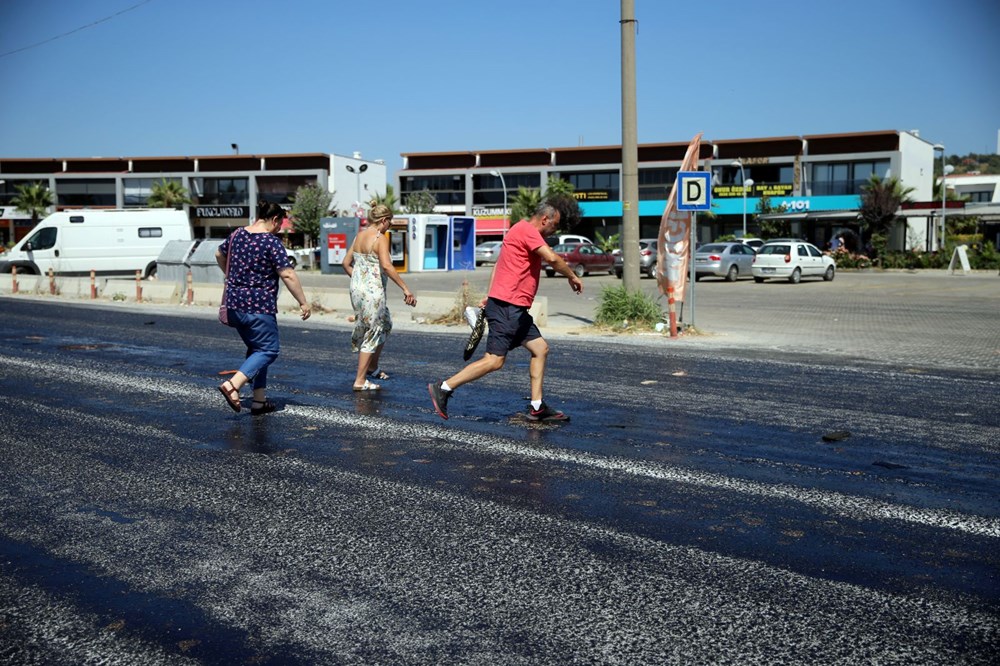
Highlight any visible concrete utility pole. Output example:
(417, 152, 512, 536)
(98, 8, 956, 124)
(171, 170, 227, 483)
(620, 0, 640, 292)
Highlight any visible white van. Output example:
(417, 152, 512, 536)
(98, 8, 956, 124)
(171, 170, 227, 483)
(546, 234, 592, 247)
(0, 209, 192, 278)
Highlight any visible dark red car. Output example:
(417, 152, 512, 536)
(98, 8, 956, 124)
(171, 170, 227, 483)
(543, 243, 615, 278)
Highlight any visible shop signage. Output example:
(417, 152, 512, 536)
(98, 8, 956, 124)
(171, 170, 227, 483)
(472, 206, 507, 217)
(195, 205, 250, 218)
(713, 183, 794, 198)
(572, 191, 611, 201)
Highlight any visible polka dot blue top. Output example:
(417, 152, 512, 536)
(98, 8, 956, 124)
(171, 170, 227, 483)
(219, 229, 292, 314)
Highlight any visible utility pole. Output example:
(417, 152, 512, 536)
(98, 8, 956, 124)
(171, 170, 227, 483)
(620, 0, 640, 292)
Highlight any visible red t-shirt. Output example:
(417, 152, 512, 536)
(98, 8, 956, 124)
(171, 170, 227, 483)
(488, 220, 546, 307)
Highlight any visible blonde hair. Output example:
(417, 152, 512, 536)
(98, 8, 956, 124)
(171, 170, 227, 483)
(369, 202, 393, 224)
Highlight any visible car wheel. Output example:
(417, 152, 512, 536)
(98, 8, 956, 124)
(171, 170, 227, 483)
(573, 264, 585, 278)
(823, 266, 835, 281)
(615, 269, 623, 279)
(725, 264, 738, 282)
(695, 274, 702, 282)
(288, 256, 297, 268)
(646, 264, 656, 279)
(545, 269, 555, 278)
(789, 268, 801, 284)
(754, 276, 765, 283)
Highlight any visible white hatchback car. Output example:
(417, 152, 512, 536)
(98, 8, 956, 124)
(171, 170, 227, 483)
(751, 240, 835, 284)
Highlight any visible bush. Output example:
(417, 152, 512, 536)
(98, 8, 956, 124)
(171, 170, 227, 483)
(869, 239, 998, 271)
(594, 285, 663, 329)
(429, 279, 484, 325)
(830, 247, 872, 269)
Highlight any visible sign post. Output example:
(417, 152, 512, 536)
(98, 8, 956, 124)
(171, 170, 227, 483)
(676, 172, 712, 331)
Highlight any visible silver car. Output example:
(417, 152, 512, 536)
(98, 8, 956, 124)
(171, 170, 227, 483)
(694, 242, 756, 281)
(614, 238, 659, 279)
(475, 241, 503, 266)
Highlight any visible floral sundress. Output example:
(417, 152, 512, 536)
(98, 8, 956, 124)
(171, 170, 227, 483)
(349, 251, 392, 353)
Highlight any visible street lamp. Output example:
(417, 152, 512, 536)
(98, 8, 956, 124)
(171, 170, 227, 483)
(933, 144, 953, 251)
(731, 159, 749, 238)
(489, 169, 507, 236)
(231, 143, 239, 155)
(345, 163, 368, 208)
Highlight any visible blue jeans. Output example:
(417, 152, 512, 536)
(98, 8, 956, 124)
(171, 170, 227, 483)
(229, 311, 279, 390)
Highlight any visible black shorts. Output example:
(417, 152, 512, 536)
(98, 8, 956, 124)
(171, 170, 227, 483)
(484, 297, 542, 357)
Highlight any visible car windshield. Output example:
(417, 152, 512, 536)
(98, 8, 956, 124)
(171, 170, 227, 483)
(759, 244, 791, 255)
(698, 244, 728, 253)
(552, 244, 576, 252)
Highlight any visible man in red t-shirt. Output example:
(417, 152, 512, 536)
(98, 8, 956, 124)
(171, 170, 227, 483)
(429, 196, 583, 422)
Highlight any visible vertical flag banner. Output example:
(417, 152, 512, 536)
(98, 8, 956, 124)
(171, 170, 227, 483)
(656, 133, 703, 302)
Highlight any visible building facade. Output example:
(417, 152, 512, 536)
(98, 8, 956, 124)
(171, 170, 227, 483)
(0, 152, 387, 246)
(396, 129, 940, 251)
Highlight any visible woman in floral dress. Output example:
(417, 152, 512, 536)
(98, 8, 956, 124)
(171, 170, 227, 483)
(342, 204, 416, 391)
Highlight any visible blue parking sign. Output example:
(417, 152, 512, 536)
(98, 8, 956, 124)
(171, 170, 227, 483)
(677, 172, 711, 211)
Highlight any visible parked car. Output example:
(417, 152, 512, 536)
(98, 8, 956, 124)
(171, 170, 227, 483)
(613, 238, 659, 279)
(544, 243, 615, 277)
(738, 237, 764, 251)
(475, 241, 503, 266)
(545, 234, 592, 247)
(694, 242, 756, 281)
(751, 240, 835, 283)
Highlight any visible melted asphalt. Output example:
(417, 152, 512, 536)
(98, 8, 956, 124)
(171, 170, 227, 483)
(0, 275, 998, 664)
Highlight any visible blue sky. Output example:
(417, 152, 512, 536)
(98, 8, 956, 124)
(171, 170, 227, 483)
(1, 0, 997, 178)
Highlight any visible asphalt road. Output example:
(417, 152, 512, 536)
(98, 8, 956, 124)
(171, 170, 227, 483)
(0, 294, 997, 664)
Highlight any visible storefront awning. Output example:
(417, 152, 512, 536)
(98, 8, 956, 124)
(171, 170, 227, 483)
(757, 209, 860, 222)
(476, 218, 508, 234)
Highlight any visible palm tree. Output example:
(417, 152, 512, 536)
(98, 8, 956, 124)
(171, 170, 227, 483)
(147, 178, 191, 208)
(508, 186, 542, 226)
(508, 177, 580, 230)
(369, 184, 400, 215)
(11, 182, 53, 226)
(859, 174, 915, 242)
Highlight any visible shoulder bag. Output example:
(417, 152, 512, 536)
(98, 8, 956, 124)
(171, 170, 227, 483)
(219, 229, 241, 326)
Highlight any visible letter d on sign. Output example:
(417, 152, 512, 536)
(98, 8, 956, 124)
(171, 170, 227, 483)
(686, 180, 703, 204)
(677, 172, 712, 211)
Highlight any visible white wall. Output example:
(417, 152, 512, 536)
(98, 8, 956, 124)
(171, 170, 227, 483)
(330, 154, 388, 216)
(897, 131, 935, 201)
(941, 174, 1000, 203)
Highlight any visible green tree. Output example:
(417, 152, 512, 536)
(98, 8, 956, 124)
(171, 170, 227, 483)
(147, 178, 191, 208)
(507, 177, 579, 231)
(543, 176, 575, 198)
(370, 183, 401, 215)
(593, 229, 620, 252)
(508, 186, 542, 226)
(754, 194, 790, 239)
(290, 183, 333, 247)
(11, 181, 53, 225)
(858, 174, 915, 246)
(404, 188, 437, 214)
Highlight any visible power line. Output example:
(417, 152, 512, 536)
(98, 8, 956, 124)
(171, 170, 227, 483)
(0, 0, 156, 60)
